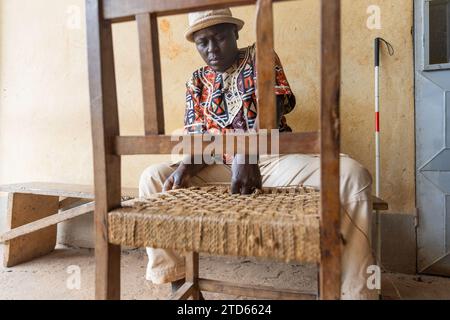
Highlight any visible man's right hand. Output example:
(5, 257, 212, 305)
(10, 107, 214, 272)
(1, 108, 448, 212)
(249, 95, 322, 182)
(163, 164, 192, 192)
(163, 158, 208, 192)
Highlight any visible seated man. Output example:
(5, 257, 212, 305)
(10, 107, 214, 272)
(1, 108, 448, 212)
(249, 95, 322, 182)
(139, 8, 377, 300)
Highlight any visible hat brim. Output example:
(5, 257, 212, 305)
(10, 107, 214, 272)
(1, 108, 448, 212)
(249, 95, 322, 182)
(185, 16, 244, 42)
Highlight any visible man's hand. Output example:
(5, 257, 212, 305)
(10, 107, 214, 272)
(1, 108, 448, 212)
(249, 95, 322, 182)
(231, 154, 262, 194)
(163, 164, 192, 192)
(163, 157, 207, 192)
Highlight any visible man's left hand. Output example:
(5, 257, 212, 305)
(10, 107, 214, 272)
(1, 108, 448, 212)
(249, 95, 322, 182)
(231, 154, 262, 194)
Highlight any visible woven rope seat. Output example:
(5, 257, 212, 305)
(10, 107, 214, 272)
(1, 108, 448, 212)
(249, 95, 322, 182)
(109, 185, 321, 263)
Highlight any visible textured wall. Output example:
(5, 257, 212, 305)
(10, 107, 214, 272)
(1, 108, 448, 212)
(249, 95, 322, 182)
(0, 0, 414, 213)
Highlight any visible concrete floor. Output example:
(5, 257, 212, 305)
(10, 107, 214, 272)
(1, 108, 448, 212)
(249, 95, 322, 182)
(1, 245, 449, 300)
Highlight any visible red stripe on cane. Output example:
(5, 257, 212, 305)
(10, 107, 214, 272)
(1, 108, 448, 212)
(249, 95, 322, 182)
(375, 112, 380, 132)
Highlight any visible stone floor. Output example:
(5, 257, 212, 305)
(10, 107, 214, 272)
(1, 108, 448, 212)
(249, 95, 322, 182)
(1, 245, 449, 300)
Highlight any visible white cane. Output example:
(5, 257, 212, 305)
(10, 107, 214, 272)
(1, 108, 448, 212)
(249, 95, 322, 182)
(374, 37, 394, 271)
(374, 38, 381, 270)
(375, 39, 382, 199)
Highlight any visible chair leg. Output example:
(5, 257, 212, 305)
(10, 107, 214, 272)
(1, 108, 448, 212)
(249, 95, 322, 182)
(186, 251, 201, 300)
(95, 242, 121, 300)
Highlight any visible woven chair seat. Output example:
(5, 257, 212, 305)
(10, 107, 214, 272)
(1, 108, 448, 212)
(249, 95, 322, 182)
(108, 185, 321, 263)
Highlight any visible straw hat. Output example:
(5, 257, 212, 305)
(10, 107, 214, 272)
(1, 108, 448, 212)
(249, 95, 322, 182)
(185, 8, 244, 42)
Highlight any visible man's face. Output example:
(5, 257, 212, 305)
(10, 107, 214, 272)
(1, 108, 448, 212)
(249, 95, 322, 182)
(193, 23, 239, 72)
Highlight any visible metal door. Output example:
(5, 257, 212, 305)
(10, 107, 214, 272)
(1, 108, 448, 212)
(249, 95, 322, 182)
(415, 0, 450, 275)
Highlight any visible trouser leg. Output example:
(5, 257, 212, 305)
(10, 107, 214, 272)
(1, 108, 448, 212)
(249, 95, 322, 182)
(140, 155, 378, 299)
(259, 154, 378, 300)
(138, 162, 232, 284)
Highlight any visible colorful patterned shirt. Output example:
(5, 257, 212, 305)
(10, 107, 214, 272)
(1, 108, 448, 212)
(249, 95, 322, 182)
(184, 44, 296, 135)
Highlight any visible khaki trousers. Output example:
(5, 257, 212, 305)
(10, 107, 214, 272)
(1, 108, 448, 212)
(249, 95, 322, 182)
(139, 154, 379, 299)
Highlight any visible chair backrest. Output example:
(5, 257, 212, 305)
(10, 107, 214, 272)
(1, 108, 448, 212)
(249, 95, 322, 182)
(86, 0, 341, 300)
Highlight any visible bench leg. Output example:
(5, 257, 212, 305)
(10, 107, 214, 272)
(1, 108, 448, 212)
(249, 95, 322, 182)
(3, 192, 59, 267)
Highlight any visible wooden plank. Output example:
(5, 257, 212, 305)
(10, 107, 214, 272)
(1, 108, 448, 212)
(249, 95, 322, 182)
(115, 132, 320, 155)
(86, 0, 122, 300)
(0, 182, 138, 199)
(0, 202, 95, 244)
(372, 195, 388, 211)
(198, 279, 317, 300)
(103, 0, 295, 22)
(3, 193, 59, 267)
(255, 0, 276, 130)
(59, 197, 85, 209)
(0, 183, 387, 210)
(319, 0, 341, 300)
(169, 282, 195, 300)
(185, 252, 200, 300)
(136, 13, 165, 135)
(0, 183, 386, 211)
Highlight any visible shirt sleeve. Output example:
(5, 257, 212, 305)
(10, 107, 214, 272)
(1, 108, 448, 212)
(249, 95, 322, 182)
(250, 43, 296, 116)
(184, 72, 205, 134)
(274, 52, 296, 115)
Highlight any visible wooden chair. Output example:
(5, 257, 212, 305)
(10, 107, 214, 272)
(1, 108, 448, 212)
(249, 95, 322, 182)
(86, 0, 343, 300)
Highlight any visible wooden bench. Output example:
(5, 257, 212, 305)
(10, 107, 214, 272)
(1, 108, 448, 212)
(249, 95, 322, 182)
(0, 182, 387, 269)
(0, 182, 138, 267)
